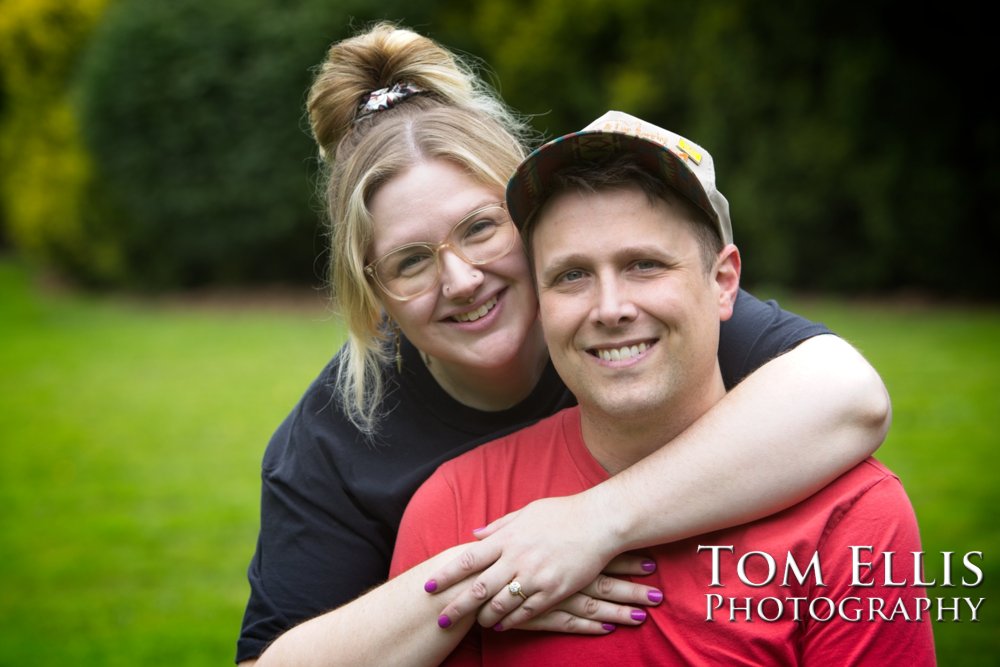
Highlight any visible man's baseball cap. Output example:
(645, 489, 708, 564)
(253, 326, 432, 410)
(505, 110, 733, 244)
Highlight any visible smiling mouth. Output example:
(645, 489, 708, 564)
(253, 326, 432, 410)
(451, 295, 499, 323)
(589, 341, 655, 362)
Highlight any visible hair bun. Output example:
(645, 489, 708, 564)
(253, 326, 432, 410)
(308, 22, 477, 159)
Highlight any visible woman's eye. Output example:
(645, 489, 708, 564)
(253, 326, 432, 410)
(463, 218, 499, 240)
(393, 252, 433, 277)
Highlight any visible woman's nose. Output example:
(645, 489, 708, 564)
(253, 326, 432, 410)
(439, 249, 484, 300)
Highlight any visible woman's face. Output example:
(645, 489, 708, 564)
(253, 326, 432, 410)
(368, 159, 540, 379)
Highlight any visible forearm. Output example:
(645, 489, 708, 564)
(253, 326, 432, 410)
(252, 546, 475, 667)
(594, 333, 891, 551)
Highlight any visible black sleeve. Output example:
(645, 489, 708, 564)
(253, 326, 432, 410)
(717, 289, 832, 390)
(236, 382, 392, 663)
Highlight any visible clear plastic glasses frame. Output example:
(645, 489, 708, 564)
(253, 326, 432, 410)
(364, 202, 517, 301)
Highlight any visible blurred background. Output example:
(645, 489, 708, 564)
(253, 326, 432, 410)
(0, 0, 996, 665)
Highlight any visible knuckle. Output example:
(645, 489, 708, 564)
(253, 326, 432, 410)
(470, 581, 489, 600)
(458, 550, 479, 572)
(534, 571, 556, 589)
(520, 604, 537, 620)
(489, 598, 507, 614)
(560, 614, 580, 632)
(595, 575, 616, 597)
(582, 596, 601, 617)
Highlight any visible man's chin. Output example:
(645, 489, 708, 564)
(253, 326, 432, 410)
(586, 392, 667, 421)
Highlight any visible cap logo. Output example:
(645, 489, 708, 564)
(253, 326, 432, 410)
(593, 115, 704, 167)
(677, 138, 703, 165)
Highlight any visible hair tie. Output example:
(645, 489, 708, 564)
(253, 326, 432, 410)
(355, 82, 425, 122)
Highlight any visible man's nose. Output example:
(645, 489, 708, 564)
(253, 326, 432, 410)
(593, 275, 639, 327)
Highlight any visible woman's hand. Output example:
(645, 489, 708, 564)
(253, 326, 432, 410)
(487, 554, 661, 633)
(424, 493, 657, 631)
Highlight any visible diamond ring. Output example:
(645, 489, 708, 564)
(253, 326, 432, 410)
(507, 580, 527, 601)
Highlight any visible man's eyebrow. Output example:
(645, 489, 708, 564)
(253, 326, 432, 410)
(540, 244, 677, 271)
(540, 252, 588, 272)
(613, 243, 678, 260)
(536, 252, 591, 283)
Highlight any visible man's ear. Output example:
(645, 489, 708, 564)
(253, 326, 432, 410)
(713, 244, 741, 322)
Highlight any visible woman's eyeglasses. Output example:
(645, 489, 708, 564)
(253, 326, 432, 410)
(365, 202, 517, 301)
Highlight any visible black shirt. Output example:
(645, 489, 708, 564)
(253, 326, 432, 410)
(236, 290, 829, 661)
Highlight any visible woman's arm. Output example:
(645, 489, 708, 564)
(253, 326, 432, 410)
(246, 546, 476, 667)
(247, 550, 658, 666)
(429, 333, 891, 628)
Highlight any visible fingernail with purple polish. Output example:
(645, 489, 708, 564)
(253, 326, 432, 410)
(631, 609, 647, 622)
(493, 623, 504, 632)
(641, 559, 657, 573)
(602, 623, 616, 632)
(438, 615, 452, 629)
(648, 589, 664, 604)
(424, 579, 438, 593)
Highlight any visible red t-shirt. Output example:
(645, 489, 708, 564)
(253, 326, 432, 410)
(391, 407, 936, 666)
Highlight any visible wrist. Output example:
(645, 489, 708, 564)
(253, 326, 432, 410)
(577, 481, 639, 558)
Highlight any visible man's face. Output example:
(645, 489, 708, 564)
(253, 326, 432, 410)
(531, 185, 740, 422)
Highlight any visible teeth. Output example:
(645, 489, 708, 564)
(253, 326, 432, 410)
(452, 296, 498, 322)
(596, 342, 649, 362)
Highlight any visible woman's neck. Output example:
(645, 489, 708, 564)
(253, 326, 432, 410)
(424, 323, 549, 412)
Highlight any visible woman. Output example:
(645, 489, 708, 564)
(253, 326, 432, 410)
(238, 23, 890, 666)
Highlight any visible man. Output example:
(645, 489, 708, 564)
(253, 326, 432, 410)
(390, 111, 935, 665)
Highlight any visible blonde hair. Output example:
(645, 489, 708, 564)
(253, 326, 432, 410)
(307, 23, 531, 437)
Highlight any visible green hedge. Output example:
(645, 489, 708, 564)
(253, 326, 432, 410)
(76, 0, 453, 288)
(78, 0, 322, 287)
(11, 0, 996, 294)
(459, 0, 997, 297)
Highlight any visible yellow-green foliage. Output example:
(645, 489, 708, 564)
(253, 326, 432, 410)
(0, 0, 118, 280)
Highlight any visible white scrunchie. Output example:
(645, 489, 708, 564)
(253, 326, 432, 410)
(355, 82, 425, 121)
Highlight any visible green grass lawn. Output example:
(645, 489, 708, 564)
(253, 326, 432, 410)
(1, 261, 997, 665)
(0, 261, 343, 665)
(779, 294, 1000, 664)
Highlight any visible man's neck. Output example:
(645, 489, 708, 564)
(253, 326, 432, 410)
(579, 374, 727, 476)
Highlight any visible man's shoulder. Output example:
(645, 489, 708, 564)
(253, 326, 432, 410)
(830, 457, 903, 496)
(796, 456, 910, 517)
(801, 456, 918, 541)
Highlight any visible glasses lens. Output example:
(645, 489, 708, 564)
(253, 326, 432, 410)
(370, 204, 515, 301)
(375, 246, 438, 300)
(453, 205, 515, 264)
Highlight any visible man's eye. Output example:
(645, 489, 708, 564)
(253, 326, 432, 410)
(557, 269, 586, 284)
